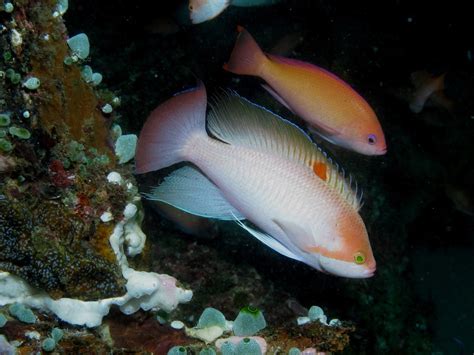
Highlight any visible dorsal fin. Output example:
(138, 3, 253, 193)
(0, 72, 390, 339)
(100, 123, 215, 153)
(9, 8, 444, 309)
(207, 91, 362, 210)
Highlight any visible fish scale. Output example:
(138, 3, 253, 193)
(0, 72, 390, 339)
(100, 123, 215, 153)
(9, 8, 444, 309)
(187, 135, 348, 249)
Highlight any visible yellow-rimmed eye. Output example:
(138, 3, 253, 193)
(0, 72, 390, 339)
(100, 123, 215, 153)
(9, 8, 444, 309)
(354, 252, 365, 264)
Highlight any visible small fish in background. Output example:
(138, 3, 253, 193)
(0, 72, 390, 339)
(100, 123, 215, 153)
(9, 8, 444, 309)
(231, 0, 282, 7)
(445, 184, 474, 217)
(188, 0, 281, 24)
(136, 82, 376, 278)
(410, 70, 454, 113)
(151, 200, 216, 237)
(223, 27, 387, 156)
(189, 0, 231, 24)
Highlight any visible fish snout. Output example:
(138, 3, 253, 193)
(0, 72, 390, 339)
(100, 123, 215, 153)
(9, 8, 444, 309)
(319, 255, 376, 278)
(362, 264, 376, 278)
(377, 145, 387, 155)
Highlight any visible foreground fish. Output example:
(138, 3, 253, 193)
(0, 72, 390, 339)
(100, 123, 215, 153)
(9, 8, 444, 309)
(135, 83, 376, 278)
(224, 26, 387, 155)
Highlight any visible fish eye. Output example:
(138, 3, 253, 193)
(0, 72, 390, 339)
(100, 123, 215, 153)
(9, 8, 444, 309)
(367, 134, 376, 145)
(354, 252, 366, 264)
(189, 4, 193, 11)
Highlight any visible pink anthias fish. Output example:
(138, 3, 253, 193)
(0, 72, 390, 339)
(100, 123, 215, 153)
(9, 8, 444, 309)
(135, 83, 376, 278)
(224, 26, 387, 155)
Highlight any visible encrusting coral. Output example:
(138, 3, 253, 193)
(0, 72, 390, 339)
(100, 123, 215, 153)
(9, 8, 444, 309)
(0, 0, 191, 332)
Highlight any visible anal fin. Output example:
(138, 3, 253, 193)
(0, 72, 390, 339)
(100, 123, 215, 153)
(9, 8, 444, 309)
(143, 166, 245, 221)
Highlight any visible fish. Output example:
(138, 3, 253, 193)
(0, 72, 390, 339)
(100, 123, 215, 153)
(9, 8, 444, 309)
(135, 82, 376, 278)
(188, 0, 231, 24)
(231, 0, 282, 7)
(188, 0, 280, 24)
(445, 184, 474, 217)
(410, 70, 453, 113)
(223, 26, 387, 156)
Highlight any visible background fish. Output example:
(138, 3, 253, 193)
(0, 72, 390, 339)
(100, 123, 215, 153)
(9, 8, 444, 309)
(223, 26, 387, 156)
(231, 0, 282, 7)
(135, 83, 376, 278)
(188, 0, 281, 24)
(189, 0, 230, 24)
(410, 70, 454, 113)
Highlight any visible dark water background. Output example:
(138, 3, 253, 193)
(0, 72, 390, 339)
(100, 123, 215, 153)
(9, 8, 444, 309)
(65, 1, 474, 353)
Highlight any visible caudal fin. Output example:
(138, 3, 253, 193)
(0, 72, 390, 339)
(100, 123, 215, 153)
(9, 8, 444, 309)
(223, 26, 267, 76)
(135, 82, 207, 173)
(409, 71, 445, 113)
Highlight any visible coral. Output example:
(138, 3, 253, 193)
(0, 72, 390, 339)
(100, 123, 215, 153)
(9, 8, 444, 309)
(197, 307, 227, 329)
(168, 346, 188, 355)
(41, 337, 56, 352)
(115, 134, 137, 164)
(235, 337, 263, 355)
(66, 33, 90, 60)
(0, 202, 125, 300)
(0, 335, 15, 355)
(308, 306, 325, 322)
(233, 306, 267, 337)
(0, 2, 191, 331)
(22, 76, 40, 90)
(0, 312, 7, 327)
(220, 341, 236, 355)
(8, 303, 36, 323)
(51, 327, 64, 342)
(216, 336, 267, 354)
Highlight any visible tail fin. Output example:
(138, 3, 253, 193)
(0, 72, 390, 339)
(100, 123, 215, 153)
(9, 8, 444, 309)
(223, 26, 267, 76)
(409, 71, 445, 113)
(135, 82, 207, 173)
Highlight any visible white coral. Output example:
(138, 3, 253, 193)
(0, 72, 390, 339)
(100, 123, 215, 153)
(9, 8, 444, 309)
(0, 178, 192, 327)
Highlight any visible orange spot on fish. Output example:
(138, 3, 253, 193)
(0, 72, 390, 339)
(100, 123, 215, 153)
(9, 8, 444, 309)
(313, 162, 327, 181)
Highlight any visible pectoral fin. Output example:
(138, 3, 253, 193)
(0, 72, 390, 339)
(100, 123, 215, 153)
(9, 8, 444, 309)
(234, 217, 303, 261)
(273, 218, 315, 253)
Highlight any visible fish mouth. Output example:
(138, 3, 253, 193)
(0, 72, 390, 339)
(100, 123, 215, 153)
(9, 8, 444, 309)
(374, 146, 387, 155)
(361, 265, 376, 278)
(319, 255, 376, 278)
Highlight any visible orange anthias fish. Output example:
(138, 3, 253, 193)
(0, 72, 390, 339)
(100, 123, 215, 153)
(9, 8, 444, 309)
(135, 82, 376, 278)
(224, 26, 387, 156)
